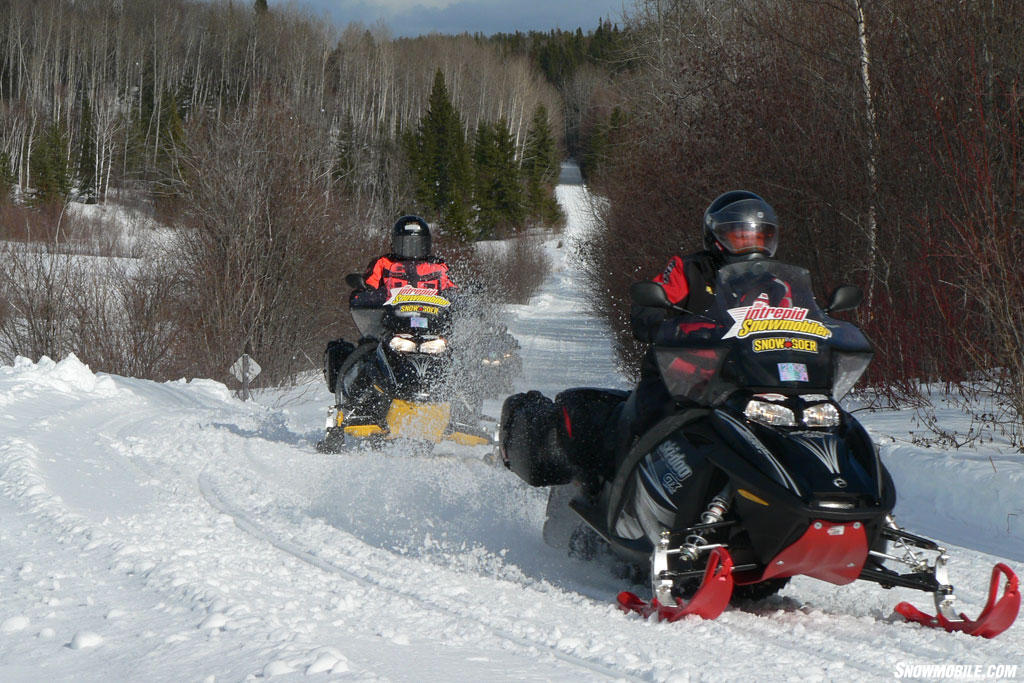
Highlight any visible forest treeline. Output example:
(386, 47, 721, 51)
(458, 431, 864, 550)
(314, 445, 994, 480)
(579, 0, 1024, 446)
(1, 0, 1019, 445)
(0, 0, 590, 385)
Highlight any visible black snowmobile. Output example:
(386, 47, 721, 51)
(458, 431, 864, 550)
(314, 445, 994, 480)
(317, 274, 492, 452)
(473, 323, 522, 398)
(500, 259, 1019, 637)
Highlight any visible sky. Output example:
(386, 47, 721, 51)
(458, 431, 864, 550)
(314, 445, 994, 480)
(273, 0, 632, 37)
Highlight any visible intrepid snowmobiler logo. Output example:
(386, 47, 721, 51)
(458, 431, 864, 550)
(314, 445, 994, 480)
(723, 293, 831, 340)
(385, 286, 451, 308)
(752, 337, 819, 353)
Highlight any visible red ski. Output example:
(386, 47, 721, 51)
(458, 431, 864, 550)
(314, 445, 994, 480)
(618, 547, 735, 621)
(895, 563, 1020, 639)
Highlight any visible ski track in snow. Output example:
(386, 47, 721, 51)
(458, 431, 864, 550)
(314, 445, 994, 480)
(0, 178, 1022, 680)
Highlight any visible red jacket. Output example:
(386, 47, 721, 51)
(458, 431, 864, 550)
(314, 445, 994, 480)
(363, 255, 456, 292)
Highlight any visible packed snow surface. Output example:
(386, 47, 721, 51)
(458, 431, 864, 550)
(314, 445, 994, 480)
(1, 179, 1022, 681)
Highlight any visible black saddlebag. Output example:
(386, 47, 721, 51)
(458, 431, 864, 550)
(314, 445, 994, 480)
(500, 391, 571, 486)
(323, 338, 355, 394)
(554, 388, 629, 481)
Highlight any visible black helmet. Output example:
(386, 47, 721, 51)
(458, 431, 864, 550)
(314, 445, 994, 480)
(703, 190, 778, 260)
(391, 215, 431, 259)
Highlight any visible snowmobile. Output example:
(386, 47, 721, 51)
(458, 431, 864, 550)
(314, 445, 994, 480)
(475, 323, 522, 398)
(317, 274, 493, 453)
(499, 259, 1019, 637)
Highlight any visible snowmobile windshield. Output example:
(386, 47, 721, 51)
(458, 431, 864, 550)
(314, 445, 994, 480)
(652, 260, 872, 405)
(350, 286, 453, 340)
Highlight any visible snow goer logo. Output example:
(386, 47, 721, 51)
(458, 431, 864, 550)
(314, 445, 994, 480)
(752, 337, 819, 353)
(399, 304, 440, 315)
(723, 293, 831, 340)
(385, 286, 451, 308)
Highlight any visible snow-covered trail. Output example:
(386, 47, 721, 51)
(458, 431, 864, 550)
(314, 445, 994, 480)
(502, 186, 628, 397)
(0, 180, 1022, 681)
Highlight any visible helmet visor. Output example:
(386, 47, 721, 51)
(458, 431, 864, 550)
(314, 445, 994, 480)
(393, 233, 430, 259)
(711, 221, 778, 256)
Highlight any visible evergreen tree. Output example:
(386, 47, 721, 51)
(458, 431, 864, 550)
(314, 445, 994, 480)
(581, 105, 627, 180)
(403, 69, 472, 238)
(472, 119, 523, 237)
(521, 105, 561, 225)
(254, 0, 269, 13)
(76, 93, 97, 203)
(0, 151, 15, 204)
(30, 121, 71, 205)
(333, 110, 357, 190)
(156, 89, 185, 164)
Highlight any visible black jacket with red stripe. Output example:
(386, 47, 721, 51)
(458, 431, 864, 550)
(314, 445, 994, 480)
(630, 251, 718, 343)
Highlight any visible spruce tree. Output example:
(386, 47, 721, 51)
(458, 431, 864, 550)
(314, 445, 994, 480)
(404, 69, 472, 238)
(76, 94, 97, 203)
(30, 121, 71, 205)
(473, 119, 523, 237)
(333, 110, 357, 190)
(521, 105, 561, 225)
(0, 151, 14, 204)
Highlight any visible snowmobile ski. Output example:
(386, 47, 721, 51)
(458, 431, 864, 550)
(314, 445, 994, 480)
(894, 563, 1020, 639)
(618, 547, 734, 621)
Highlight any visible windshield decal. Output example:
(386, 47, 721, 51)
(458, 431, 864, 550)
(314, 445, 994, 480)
(722, 293, 831, 339)
(752, 337, 819, 353)
(399, 304, 439, 315)
(384, 286, 450, 308)
(778, 363, 809, 382)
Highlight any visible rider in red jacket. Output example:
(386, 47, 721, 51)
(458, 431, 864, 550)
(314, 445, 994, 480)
(319, 216, 456, 450)
(350, 216, 456, 309)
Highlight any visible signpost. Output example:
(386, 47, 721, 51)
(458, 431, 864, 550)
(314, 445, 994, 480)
(229, 353, 261, 401)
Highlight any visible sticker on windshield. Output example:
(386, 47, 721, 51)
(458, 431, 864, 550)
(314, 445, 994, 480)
(753, 337, 819, 353)
(384, 286, 451, 308)
(723, 293, 831, 340)
(410, 316, 428, 329)
(778, 363, 809, 382)
(400, 304, 439, 315)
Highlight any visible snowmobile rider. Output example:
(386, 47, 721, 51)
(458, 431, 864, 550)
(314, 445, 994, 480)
(623, 190, 780, 440)
(350, 215, 456, 309)
(335, 215, 457, 429)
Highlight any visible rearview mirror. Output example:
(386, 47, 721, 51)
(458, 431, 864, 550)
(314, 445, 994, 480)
(630, 281, 671, 309)
(825, 285, 863, 314)
(345, 273, 366, 290)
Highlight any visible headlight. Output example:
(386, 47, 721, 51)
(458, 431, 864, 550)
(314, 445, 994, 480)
(803, 402, 840, 427)
(389, 336, 418, 353)
(744, 399, 797, 427)
(418, 338, 448, 354)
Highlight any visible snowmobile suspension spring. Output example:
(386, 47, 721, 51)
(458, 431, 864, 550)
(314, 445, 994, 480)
(886, 514, 932, 573)
(681, 494, 731, 562)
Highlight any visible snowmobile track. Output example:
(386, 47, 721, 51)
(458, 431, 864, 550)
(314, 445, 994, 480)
(197, 473, 643, 682)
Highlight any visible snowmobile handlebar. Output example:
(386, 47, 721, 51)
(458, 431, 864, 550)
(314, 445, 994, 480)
(630, 281, 716, 322)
